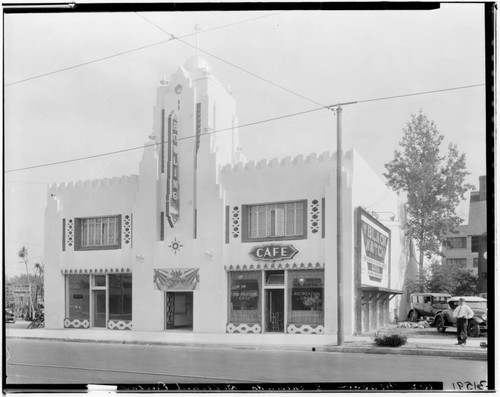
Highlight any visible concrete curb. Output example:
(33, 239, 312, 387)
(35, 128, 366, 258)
(7, 335, 487, 359)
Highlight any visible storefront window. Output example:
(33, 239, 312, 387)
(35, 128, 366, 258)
(287, 270, 324, 325)
(229, 271, 261, 323)
(108, 274, 132, 321)
(66, 275, 90, 320)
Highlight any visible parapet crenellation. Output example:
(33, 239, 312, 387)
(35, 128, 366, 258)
(220, 151, 339, 174)
(48, 174, 140, 195)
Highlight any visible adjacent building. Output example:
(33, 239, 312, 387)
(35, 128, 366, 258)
(44, 56, 412, 336)
(441, 176, 487, 295)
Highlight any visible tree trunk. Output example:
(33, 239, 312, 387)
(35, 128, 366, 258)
(418, 227, 425, 292)
(418, 248, 425, 292)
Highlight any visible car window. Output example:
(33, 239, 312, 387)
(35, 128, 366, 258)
(466, 302, 487, 309)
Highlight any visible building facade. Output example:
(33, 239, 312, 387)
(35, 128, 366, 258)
(44, 57, 411, 336)
(441, 175, 487, 295)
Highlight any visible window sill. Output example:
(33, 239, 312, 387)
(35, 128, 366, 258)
(75, 245, 121, 251)
(241, 235, 306, 243)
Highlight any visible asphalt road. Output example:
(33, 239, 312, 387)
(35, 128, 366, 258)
(5, 338, 488, 390)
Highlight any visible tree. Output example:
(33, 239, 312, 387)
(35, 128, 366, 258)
(33, 262, 45, 310)
(18, 246, 34, 319)
(426, 259, 478, 296)
(384, 111, 474, 290)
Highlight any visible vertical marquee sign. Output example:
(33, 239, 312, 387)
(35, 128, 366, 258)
(358, 209, 390, 288)
(166, 112, 179, 228)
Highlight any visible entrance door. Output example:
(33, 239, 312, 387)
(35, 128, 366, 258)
(265, 289, 284, 332)
(93, 290, 106, 328)
(165, 292, 193, 330)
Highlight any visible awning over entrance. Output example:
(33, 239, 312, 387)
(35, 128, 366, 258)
(361, 285, 403, 301)
(153, 268, 200, 291)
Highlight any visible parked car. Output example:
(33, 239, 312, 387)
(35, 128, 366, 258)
(407, 293, 451, 323)
(5, 309, 15, 323)
(434, 296, 487, 337)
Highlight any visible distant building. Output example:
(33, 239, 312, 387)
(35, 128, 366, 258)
(44, 56, 413, 336)
(441, 176, 487, 294)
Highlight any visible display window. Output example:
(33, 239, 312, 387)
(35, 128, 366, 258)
(66, 275, 90, 321)
(108, 274, 132, 321)
(229, 271, 262, 323)
(287, 270, 324, 325)
(65, 273, 132, 326)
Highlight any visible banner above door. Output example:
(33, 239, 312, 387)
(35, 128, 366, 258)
(153, 268, 200, 291)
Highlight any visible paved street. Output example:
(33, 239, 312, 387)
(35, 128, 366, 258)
(6, 338, 487, 389)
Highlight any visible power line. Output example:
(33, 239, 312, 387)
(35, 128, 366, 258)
(4, 83, 484, 174)
(4, 12, 282, 87)
(5, 107, 325, 173)
(357, 84, 485, 104)
(136, 13, 326, 108)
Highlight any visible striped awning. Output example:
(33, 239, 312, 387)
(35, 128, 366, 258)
(153, 268, 200, 291)
(61, 267, 131, 275)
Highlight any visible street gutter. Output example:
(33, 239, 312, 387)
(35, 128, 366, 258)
(6, 335, 487, 360)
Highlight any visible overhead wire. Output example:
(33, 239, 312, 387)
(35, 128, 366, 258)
(4, 12, 283, 87)
(4, 83, 484, 174)
(135, 12, 327, 108)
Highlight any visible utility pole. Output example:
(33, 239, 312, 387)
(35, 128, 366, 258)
(336, 105, 344, 346)
(331, 101, 356, 346)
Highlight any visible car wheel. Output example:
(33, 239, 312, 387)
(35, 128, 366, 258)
(468, 320, 480, 337)
(436, 316, 446, 333)
(410, 311, 419, 322)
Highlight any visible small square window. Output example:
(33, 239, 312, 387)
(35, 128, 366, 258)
(94, 275, 106, 287)
(266, 271, 284, 285)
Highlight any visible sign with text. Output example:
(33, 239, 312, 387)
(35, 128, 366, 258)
(359, 211, 390, 287)
(231, 279, 259, 310)
(291, 278, 323, 311)
(12, 284, 30, 296)
(248, 244, 298, 262)
(166, 112, 179, 228)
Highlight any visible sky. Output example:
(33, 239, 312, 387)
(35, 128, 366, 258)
(3, 4, 487, 278)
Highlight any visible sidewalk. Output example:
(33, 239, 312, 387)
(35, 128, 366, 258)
(6, 325, 487, 359)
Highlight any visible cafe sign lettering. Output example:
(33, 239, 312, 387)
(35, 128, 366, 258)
(248, 244, 298, 262)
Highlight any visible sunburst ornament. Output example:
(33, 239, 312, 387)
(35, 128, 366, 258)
(169, 238, 183, 255)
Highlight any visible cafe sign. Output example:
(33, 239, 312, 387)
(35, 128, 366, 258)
(248, 244, 298, 262)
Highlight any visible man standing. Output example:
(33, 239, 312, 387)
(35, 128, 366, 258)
(453, 297, 474, 346)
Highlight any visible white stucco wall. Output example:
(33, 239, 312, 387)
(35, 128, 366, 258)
(44, 176, 139, 328)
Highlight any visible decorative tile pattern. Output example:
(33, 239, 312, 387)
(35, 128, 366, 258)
(286, 324, 325, 334)
(66, 219, 74, 248)
(225, 262, 324, 271)
(64, 318, 90, 328)
(231, 206, 240, 239)
(166, 292, 175, 329)
(226, 323, 262, 334)
(310, 199, 320, 234)
(108, 320, 132, 330)
(123, 215, 131, 245)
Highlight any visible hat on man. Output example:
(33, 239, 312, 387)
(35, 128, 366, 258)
(459, 297, 466, 302)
